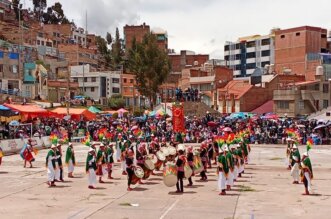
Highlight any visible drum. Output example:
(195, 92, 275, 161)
(144, 159, 155, 170)
(156, 151, 166, 161)
(142, 166, 151, 179)
(193, 155, 204, 174)
(168, 146, 177, 156)
(147, 154, 158, 164)
(184, 163, 193, 179)
(132, 166, 144, 184)
(161, 147, 169, 156)
(163, 164, 178, 187)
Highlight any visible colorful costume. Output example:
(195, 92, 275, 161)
(65, 144, 76, 178)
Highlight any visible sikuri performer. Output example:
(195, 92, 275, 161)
(176, 149, 186, 193)
(96, 143, 107, 183)
(301, 152, 313, 195)
(46, 145, 57, 187)
(86, 148, 97, 189)
(218, 148, 229, 195)
(65, 143, 76, 178)
(186, 146, 194, 186)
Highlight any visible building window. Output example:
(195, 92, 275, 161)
(314, 84, 320, 91)
(261, 61, 270, 67)
(235, 44, 240, 49)
(123, 78, 127, 83)
(73, 78, 78, 82)
(246, 63, 256, 69)
(298, 100, 305, 110)
(224, 55, 229, 61)
(84, 87, 87, 92)
(278, 101, 289, 109)
(130, 79, 134, 83)
(296, 32, 301, 36)
(11, 65, 18, 73)
(41, 41, 45, 46)
(246, 52, 255, 59)
(323, 100, 329, 108)
(91, 77, 96, 82)
(112, 87, 120, 93)
(37, 40, 40, 45)
(321, 34, 327, 39)
(281, 35, 285, 39)
(235, 54, 241, 60)
(91, 87, 95, 92)
(112, 78, 120, 83)
(84, 78, 88, 82)
(261, 38, 270, 46)
(224, 45, 229, 51)
(262, 50, 270, 57)
(246, 41, 256, 48)
(323, 84, 329, 93)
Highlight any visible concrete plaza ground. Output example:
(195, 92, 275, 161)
(0, 144, 330, 219)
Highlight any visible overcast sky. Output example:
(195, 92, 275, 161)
(25, 0, 331, 58)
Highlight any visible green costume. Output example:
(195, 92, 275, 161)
(291, 149, 300, 166)
(86, 153, 97, 172)
(106, 147, 114, 163)
(96, 149, 106, 164)
(46, 150, 56, 168)
(301, 157, 313, 179)
(65, 146, 76, 165)
(218, 154, 229, 175)
(226, 151, 234, 171)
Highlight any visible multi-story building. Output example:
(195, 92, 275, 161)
(70, 65, 121, 104)
(58, 44, 98, 68)
(151, 28, 168, 52)
(124, 23, 150, 53)
(121, 73, 142, 108)
(274, 26, 328, 81)
(224, 32, 275, 78)
(169, 50, 209, 73)
(0, 49, 20, 92)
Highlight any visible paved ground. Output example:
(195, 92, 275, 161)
(0, 144, 330, 219)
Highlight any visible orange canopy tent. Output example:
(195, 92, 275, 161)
(4, 103, 49, 121)
(51, 108, 96, 121)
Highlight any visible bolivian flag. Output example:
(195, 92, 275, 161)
(306, 138, 313, 152)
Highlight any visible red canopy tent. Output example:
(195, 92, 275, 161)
(51, 108, 96, 121)
(4, 103, 49, 121)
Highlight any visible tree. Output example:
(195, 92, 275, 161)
(108, 94, 125, 109)
(106, 32, 112, 45)
(42, 2, 68, 24)
(111, 27, 124, 70)
(128, 33, 171, 108)
(12, 0, 22, 20)
(32, 0, 47, 20)
(96, 36, 111, 69)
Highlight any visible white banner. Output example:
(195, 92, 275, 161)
(0, 136, 51, 154)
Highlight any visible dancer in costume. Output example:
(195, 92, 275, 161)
(96, 143, 107, 183)
(106, 143, 114, 179)
(126, 149, 135, 191)
(301, 152, 313, 195)
(46, 145, 57, 187)
(290, 144, 301, 184)
(176, 149, 186, 193)
(86, 148, 97, 189)
(65, 143, 75, 178)
(217, 148, 229, 195)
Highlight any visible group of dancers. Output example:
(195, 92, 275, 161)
(286, 137, 314, 195)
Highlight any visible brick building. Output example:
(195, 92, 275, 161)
(123, 23, 150, 53)
(169, 50, 209, 73)
(274, 26, 328, 81)
(58, 44, 98, 68)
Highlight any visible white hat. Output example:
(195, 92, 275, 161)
(57, 143, 61, 147)
(177, 144, 185, 151)
(89, 148, 95, 152)
(286, 138, 293, 141)
(225, 145, 229, 152)
(100, 143, 105, 147)
(51, 144, 56, 149)
(219, 149, 224, 153)
(303, 152, 308, 157)
(69, 143, 73, 146)
(292, 145, 297, 149)
(236, 144, 241, 148)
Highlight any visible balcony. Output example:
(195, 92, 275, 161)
(48, 80, 79, 89)
(190, 76, 215, 84)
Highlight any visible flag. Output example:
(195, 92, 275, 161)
(0, 150, 3, 158)
(49, 134, 58, 145)
(306, 138, 313, 151)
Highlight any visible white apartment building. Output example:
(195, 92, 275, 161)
(70, 65, 121, 104)
(224, 32, 275, 78)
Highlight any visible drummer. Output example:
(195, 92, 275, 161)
(199, 142, 208, 181)
(187, 146, 194, 186)
(176, 148, 186, 193)
(136, 143, 146, 184)
(126, 149, 135, 191)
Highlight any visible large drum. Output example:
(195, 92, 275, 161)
(161, 147, 169, 156)
(193, 155, 204, 174)
(132, 166, 144, 184)
(144, 159, 155, 170)
(163, 163, 178, 187)
(147, 154, 158, 164)
(168, 146, 177, 156)
(184, 163, 193, 179)
(155, 151, 165, 170)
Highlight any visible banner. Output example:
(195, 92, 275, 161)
(172, 103, 185, 133)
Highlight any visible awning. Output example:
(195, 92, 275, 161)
(51, 107, 96, 121)
(88, 106, 101, 113)
(3, 103, 48, 121)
